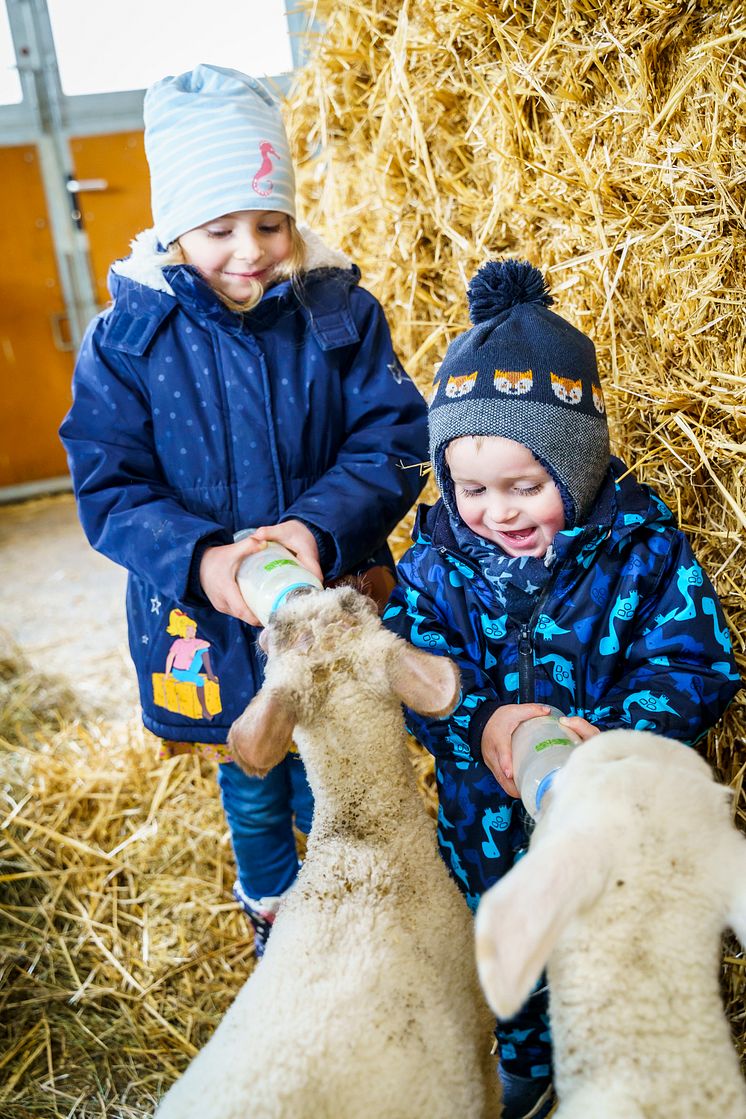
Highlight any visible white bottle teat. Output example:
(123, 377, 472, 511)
(234, 530, 323, 626)
(511, 706, 581, 818)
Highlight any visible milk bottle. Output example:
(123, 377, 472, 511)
(235, 531, 323, 626)
(511, 706, 581, 818)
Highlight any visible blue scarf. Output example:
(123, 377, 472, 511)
(450, 515, 555, 623)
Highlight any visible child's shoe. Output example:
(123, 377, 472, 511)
(232, 880, 282, 958)
(499, 1068, 555, 1119)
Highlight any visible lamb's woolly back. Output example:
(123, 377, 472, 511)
(476, 730, 746, 1119)
(156, 588, 500, 1119)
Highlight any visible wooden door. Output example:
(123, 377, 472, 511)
(69, 131, 151, 306)
(0, 145, 75, 485)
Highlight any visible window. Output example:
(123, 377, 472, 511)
(47, 0, 293, 97)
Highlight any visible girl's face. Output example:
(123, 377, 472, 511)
(446, 435, 566, 558)
(178, 210, 292, 302)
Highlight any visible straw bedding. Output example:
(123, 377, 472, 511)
(2, 1, 745, 1113)
(0, 648, 253, 1116)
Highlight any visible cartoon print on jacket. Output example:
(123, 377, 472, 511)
(152, 608, 221, 721)
(383, 459, 741, 908)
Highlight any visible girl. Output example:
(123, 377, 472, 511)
(60, 64, 428, 955)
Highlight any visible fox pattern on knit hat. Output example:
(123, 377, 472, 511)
(144, 63, 295, 247)
(429, 259, 610, 526)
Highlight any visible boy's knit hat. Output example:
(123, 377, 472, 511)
(429, 259, 610, 525)
(144, 63, 295, 247)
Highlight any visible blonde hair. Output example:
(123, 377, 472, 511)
(166, 609, 197, 638)
(165, 215, 306, 313)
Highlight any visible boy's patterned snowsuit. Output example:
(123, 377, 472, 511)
(383, 459, 741, 1080)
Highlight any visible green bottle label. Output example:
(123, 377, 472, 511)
(535, 737, 572, 752)
(264, 558, 299, 572)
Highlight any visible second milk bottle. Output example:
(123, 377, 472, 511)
(511, 706, 582, 818)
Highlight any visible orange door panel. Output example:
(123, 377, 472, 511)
(70, 131, 151, 306)
(0, 145, 73, 486)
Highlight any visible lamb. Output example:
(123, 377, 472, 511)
(474, 728, 746, 1119)
(155, 586, 501, 1119)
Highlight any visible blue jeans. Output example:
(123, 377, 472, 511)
(217, 753, 314, 899)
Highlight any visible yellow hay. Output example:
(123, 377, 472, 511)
(3, 3, 746, 1111)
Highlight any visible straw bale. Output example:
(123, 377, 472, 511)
(286, 0, 745, 1062)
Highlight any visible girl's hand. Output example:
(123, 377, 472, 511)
(252, 520, 323, 582)
(199, 537, 268, 626)
(481, 703, 552, 797)
(199, 521, 323, 628)
(559, 715, 600, 741)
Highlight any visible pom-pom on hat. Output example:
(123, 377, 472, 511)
(429, 259, 610, 526)
(144, 63, 295, 247)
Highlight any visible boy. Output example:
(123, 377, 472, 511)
(383, 259, 741, 1119)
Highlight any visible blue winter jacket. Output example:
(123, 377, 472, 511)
(60, 229, 428, 743)
(383, 461, 741, 909)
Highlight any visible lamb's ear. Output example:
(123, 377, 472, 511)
(387, 641, 461, 718)
(475, 831, 608, 1019)
(725, 833, 746, 946)
(227, 687, 295, 777)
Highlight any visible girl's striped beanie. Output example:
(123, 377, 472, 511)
(144, 63, 295, 246)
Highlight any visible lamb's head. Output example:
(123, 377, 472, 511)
(475, 729, 746, 1020)
(228, 586, 460, 777)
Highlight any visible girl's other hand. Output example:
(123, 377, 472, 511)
(199, 537, 268, 626)
(481, 703, 552, 798)
(252, 520, 323, 582)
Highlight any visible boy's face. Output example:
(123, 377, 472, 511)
(446, 436, 565, 558)
(178, 210, 292, 302)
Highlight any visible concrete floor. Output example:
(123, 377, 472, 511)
(0, 493, 138, 718)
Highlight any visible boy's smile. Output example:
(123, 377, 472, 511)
(446, 436, 566, 558)
(178, 210, 292, 302)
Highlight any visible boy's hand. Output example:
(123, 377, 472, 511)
(481, 703, 552, 798)
(559, 715, 600, 741)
